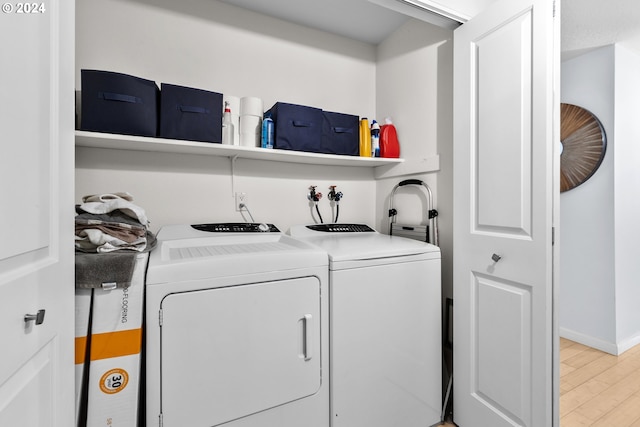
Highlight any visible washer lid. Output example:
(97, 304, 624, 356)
(289, 224, 440, 269)
(146, 224, 327, 284)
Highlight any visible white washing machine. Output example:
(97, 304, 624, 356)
(289, 224, 442, 427)
(145, 223, 329, 427)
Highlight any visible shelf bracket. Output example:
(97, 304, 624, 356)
(230, 154, 239, 197)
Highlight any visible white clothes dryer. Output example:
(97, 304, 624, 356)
(289, 223, 442, 427)
(145, 223, 329, 427)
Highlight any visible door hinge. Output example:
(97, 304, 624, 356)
(159, 308, 163, 327)
(553, 0, 556, 17)
(159, 413, 163, 427)
(552, 227, 555, 245)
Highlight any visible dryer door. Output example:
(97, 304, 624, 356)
(160, 276, 321, 426)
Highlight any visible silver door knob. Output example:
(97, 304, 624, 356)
(491, 254, 502, 262)
(24, 309, 45, 325)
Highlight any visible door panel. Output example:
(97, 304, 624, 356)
(0, 341, 54, 426)
(0, 1, 75, 425)
(0, 0, 51, 262)
(160, 277, 322, 427)
(476, 11, 532, 234)
(474, 274, 531, 425)
(453, 0, 557, 425)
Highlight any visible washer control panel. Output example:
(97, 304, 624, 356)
(305, 224, 375, 233)
(191, 223, 280, 233)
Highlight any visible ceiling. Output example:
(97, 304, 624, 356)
(218, 0, 410, 45)
(562, 0, 640, 57)
(220, 0, 640, 55)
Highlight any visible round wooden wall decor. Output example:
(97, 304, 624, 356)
(560, 103, 607, 192)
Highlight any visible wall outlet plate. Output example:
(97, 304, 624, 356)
(235, 192, 247, 211)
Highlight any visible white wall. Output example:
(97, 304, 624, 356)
(76, 0, 376, 117)
(75, 0, 452, 237)
(560, 46, 616, 349)
(374, 19, 453, 301)
(76, 0, 378, 233)
(76, 146, 378, 233)
(613, 44, 640, 351)
(560, 44, 640, 354)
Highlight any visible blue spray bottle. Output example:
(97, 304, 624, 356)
(262, 113, 274, 149)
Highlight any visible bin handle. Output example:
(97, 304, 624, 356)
(332, 126, 354, 134)
(292, 120, 312, 128)
(178, 105, 210, 114)
(99, 92, 141, 104)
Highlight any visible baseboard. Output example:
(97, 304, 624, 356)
(560, 327, 640, 356)
(617, 332, 640, 355)
(559, 328, 618, 355)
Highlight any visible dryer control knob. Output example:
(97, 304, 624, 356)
(258, 223, 270, 232)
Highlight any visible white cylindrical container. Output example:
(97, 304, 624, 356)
(239, 115, 262, 147)
(240, 96, 263, 117)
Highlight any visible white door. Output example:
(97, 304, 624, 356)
(331, 259, 441, 427)
(0, 1, 75, 426)
(160, 278, 322, 426)
(453, 0, 559, 425)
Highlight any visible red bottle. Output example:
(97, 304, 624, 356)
(380, 117, 400, 158)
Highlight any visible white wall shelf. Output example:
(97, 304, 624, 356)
(75, 130, 405, 168)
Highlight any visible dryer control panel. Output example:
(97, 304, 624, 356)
(305, 224, 374, 233)
(191, 222, 280, 233)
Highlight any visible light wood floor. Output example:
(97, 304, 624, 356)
(436, 338, 640, 426)
(561, 338, 640, 426)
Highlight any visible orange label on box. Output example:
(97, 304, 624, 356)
(90, 328, 142, 361)
(75, 336, 88, 364)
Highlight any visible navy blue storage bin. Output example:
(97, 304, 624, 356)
(159, 83, 223, 143)
(321, 111, 359, 156)
(266, 102, 323, 153)
(81, 70, 159, 137)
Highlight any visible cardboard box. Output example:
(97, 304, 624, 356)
(85, 253, 148, 427)
(75, 288, 93, 427)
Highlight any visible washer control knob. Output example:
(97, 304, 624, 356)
(258, 223, 270, 232)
